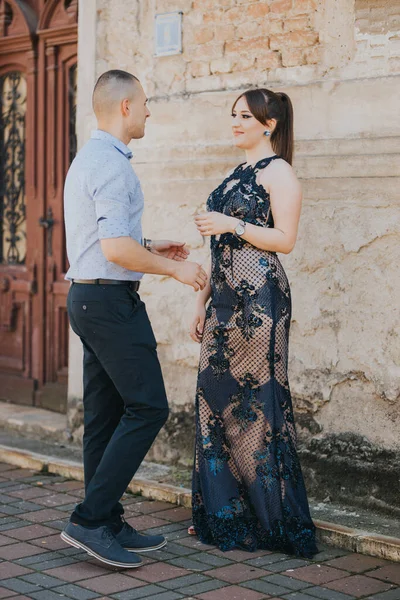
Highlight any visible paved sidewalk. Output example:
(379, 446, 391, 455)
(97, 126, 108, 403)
(0, 464, 398, 600)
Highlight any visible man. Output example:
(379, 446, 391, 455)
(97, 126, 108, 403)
(61, 70, 207, 568)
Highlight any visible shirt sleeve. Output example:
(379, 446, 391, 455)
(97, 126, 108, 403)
(91, 160, 131, 239)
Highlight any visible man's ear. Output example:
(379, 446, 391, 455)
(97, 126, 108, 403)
(121, 98, 130, 117)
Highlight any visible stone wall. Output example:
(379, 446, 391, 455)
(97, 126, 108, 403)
(71, 0, 400, 502)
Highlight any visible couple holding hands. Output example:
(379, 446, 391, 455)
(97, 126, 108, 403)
(62, 69, 317, 569)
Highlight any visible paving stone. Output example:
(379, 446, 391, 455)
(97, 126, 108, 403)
(141, 550, 177, 561)
(20, 573, 65, 588)
(0, 585, 20, 598)
(0, 543, 47, 561)
(160, 542, 198, 557)
(0, 496, 16, 504)
(204, 564, 269, 584)
(143, 523, 183, 536)
(18, 510, 66, 524)
(53, 583, 100, 600)
(112, 584, 167, 600)
(166, 557, 211, 572)
(289, 565, 350, 586)
(42, 520, 66, 531)
(0, 521, 32, 533)
(8, 501, 44, 512)
(281, 593, 328, 600)
(30, 591, 73, 600)
(196, 584, 266, 599)
(0, 534, 17, 548)
(267, 558, 312, 572)
(210, 548, 271, 562)
(0, 561, 32, 580)
(0, 508, 24, 517)
(179, 578, 226, 596)
(30, 534, 68, 551)
(26, 556, 81, 571)
(136, 593, 183, 600)
(324, 574, 393, 597)
(0, 578, 40, 594)
(33, 494, 79, 508)
(245, 552, 291, 567)
(154, 508, 192, 523)
(7, 488, 52, 501)
(368, 589, 400, 600)
(133, 562, 190, 583)
(79, 574, 144, 594)
(305, 586, 356, 599)
(44, 561, 112, 582)
(366, 565, 400, 585)
(179, 552, 233, 567)
(6, 525, 57, 542)
(159, 573, 211, 590)
(16, 551, 65, 566)
(134, 501, 174, 514)
(326, 554, 390, 574)
(313, 547, 351, 562)
(242, 577, 295, 595)
(263, 572, 313, 590)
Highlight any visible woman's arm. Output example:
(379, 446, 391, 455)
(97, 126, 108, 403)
(194, 161, 302, 255)
(189, 261, 212, 343)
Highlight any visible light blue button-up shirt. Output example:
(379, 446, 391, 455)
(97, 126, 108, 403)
(64, 130, 144, 281)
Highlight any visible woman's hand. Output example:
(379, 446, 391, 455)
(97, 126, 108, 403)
(195, 212, 237, 237)
(189, 304, 207, 343)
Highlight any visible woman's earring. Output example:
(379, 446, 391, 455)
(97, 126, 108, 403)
(264, 130, 271, 137)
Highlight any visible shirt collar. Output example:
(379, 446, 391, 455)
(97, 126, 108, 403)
(91, 130, 133, 159)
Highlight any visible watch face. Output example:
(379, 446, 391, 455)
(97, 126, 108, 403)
(236, 223, 245, 236)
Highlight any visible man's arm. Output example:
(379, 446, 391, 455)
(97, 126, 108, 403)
(101, 237, 207, 291)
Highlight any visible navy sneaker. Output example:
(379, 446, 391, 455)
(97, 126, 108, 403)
(115, 520, 167, 552)
(61, 522, 142, 568)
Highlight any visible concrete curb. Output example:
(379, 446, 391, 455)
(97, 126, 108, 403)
(0, 444, 399, 563)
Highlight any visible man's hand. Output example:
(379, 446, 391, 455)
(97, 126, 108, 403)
(172, 261, 208, 291)
(151, 240, 190, 261)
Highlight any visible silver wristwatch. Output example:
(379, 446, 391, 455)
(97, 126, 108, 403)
(234, 220, 246, 237)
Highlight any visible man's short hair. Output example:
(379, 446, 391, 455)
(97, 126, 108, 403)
(93, 70, 140, 116)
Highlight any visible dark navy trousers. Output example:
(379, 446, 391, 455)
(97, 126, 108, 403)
(67, 283, 169, 529)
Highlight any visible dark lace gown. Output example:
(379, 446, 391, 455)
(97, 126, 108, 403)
(192, 155, 318, 558)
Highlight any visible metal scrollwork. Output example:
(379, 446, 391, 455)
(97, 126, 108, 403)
(0, 71, 27, 265)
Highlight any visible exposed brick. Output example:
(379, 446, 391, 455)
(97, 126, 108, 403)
(191, 42, 224, 60)
(226, 36, 270, 55)
(284, 15, 313, 31)
(256, 50, 282, 69)
(270, 30, 319, 50)
(214, 24, 235, 42)
(190, 61, 211, 78)
(210, 58, 233, 74)
(194, 27, 214, 45)
(304, 44, 322, 64)
(281, 47, 306, 66)
(292, 0, 318, 14)
(232, 55, 256, 71)
(270, 0, 293, 14)
(236, 21, 261, 39)
(246, 3, 270, 19)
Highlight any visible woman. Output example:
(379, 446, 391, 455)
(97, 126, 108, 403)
(189, 88, 318, 558)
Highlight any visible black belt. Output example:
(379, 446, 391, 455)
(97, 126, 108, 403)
(72, 279, 140, 291)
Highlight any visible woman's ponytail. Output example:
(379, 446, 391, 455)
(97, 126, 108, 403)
(271, 92, 294, 166)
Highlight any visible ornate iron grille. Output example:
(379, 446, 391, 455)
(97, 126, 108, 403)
(69, 63, 77, 164)
(0, 72, 27, 265)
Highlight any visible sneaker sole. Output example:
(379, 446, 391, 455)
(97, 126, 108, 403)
(125, 539, 168, 553)
(60, 531, 142, 568)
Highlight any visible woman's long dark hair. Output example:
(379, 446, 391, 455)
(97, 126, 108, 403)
(233, 88, 294, 165)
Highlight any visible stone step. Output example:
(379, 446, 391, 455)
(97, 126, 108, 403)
(0, 427, 399, 562)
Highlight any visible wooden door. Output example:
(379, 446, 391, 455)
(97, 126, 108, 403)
(0, 0, 77, 413)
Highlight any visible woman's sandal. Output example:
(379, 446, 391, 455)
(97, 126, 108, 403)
(188, 525, 197, 536)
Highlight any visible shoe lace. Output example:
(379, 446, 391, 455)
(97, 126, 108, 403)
(101, 527, 115, 543)
(121, 516, 137, 535)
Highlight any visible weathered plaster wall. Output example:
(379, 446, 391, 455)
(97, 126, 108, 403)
(70, 0, 400, 492)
